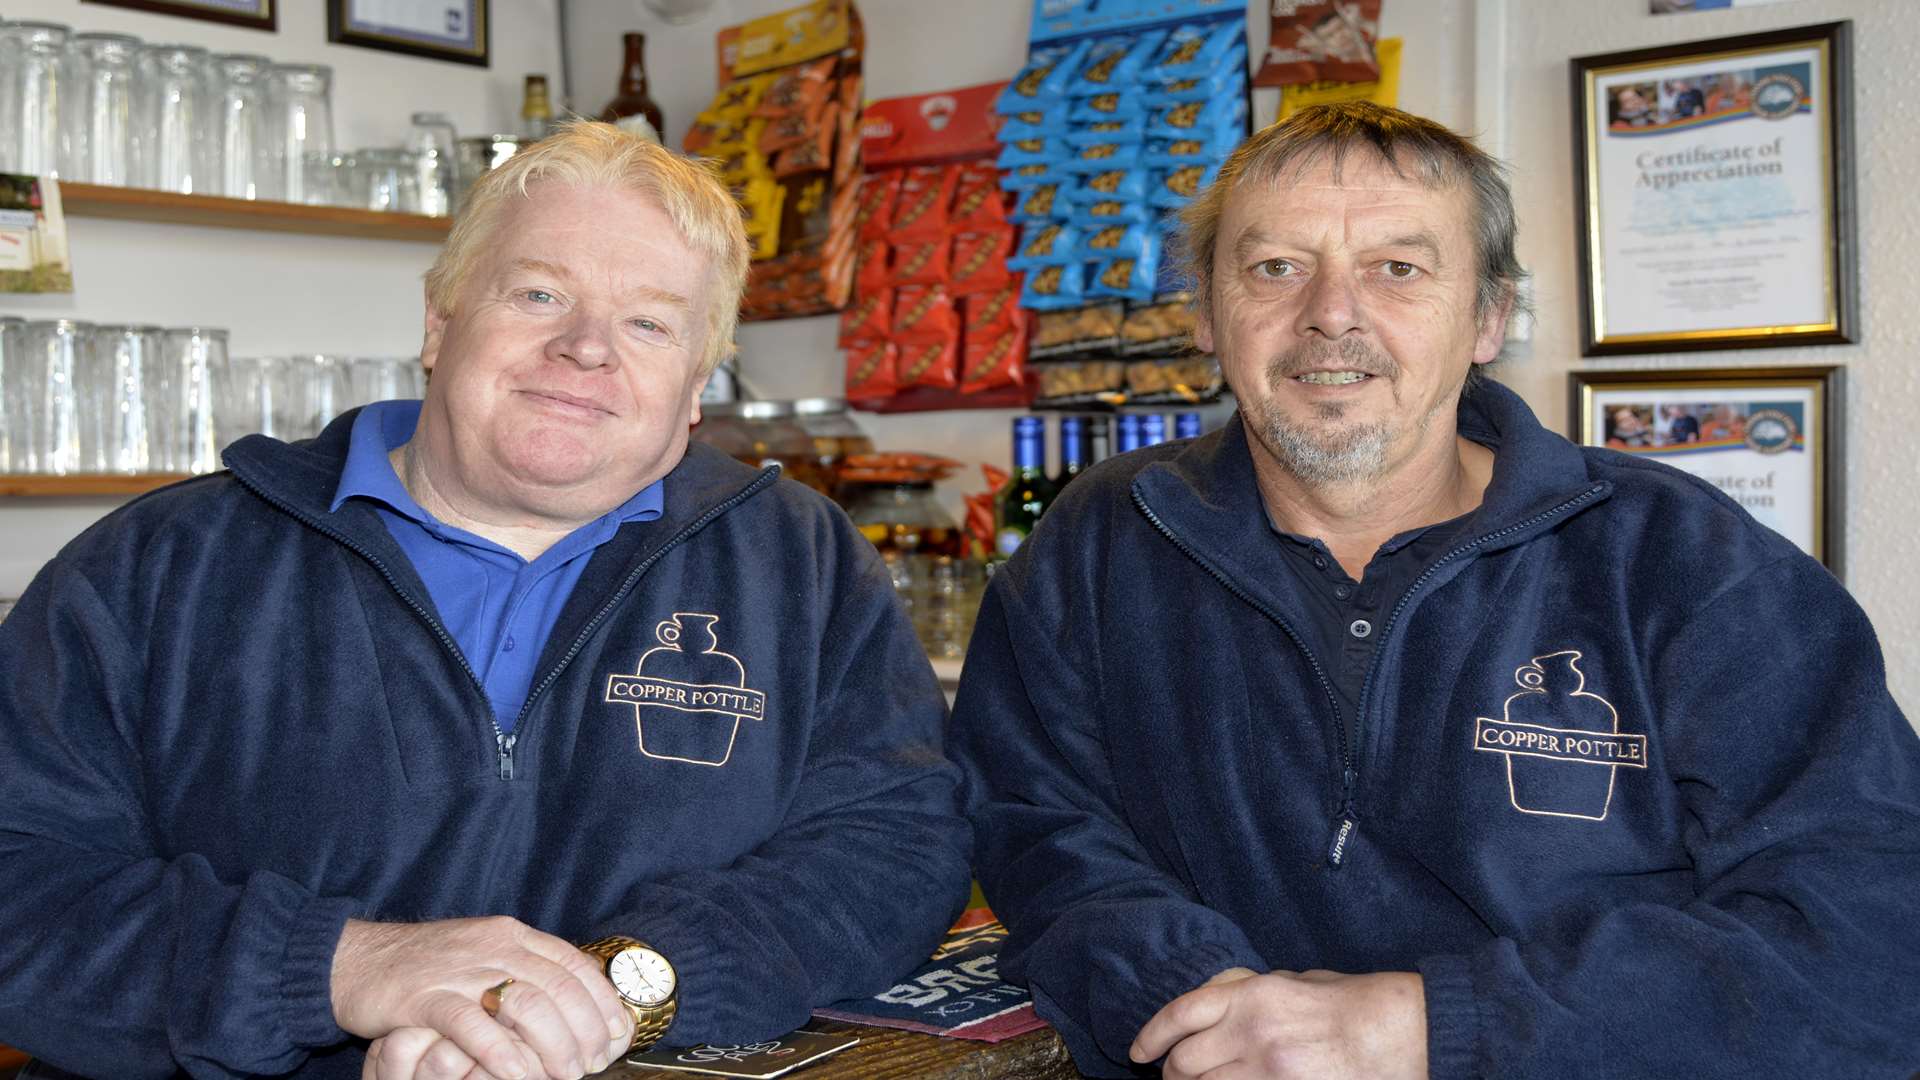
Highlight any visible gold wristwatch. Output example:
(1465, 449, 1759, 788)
(579, 935, 679, 1053)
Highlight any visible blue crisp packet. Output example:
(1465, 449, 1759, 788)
(998, 109, 1070, 143)
(1061, 168, 1151, 205)
(1069, 90, 1150, 124)
(1142, 127, 1242, 169)
(1141, 44, 1249, 106)
(997, 137, 1070, 170)
(1074, 222, 1150, 262)
(999, 161, 1068, 190)
(1006, 222, 1083, 270)
(1148, 21, 1243, 85)
(997, 40, 1094, 115)
(1150, 162, 1221, 209)
(1020, 262, 1087, 310)
(1147, 93, 1248, 143)
(1069, 30, 1168, 98)
(1087, 233, 1163, 302)
(1060, 140, 1145, 174)
(1009, 183, 1069, 224)
(1068, 196, 1160, 228)
(1063, 116, 1148, 147)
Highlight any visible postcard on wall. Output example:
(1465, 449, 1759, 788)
(0, 174, 74, 294)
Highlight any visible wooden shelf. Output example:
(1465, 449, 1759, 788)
(59, 183, 451, 242)
(0, 473, 195, 497)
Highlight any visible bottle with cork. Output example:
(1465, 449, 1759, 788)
(600, 33, 665, 143)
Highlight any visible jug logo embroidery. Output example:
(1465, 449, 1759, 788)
(1472, 649, 1647, 821)
(604, 613, 768, 767)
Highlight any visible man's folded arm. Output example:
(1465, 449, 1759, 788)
(1417, 556, 1920, 1080)
(591, 540, 973, 1046)
(949, 563, 1267, 1078)
(0, 565, 360, 1080)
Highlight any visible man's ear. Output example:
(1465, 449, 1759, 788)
(421, 286, 448, 376)
(1193, 290, 1216, 355)
(1471, 285, 1516, 366)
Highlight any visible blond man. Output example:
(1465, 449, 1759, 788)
(0, 122, 969, 1080)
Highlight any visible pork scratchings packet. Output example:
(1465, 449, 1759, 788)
(1019, 263, 1087, 311)
(996, 39, 1095, 115)
(844, 338, 898, 403)
(1149, 21, 1243, 84)
(1005, 223, 1082, 270)
(1069, 31, 1169, 98)
(948, 228, 1015, 296)
(889, 164, 960, 240)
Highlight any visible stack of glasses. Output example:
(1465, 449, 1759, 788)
(0, 18, 460, 214)
(0, 318, 423, 475)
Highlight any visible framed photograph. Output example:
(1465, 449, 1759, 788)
(327, 0, 488, 67)
(80, 0, 275, 32)
(1570, 22, 1856, 355)
(1570, 366, 1844, 576)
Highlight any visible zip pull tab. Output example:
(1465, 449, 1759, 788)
(1326, 812, 1358, 868)
(497, 731, 518, 781)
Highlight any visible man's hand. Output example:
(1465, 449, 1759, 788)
(332, 917, 632, 1080)
(1129, 968, 1428, 1080)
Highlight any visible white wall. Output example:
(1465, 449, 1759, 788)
(0, 0, 562, 592)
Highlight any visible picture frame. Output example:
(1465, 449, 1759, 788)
(1570, 22, 1856, 355)
(1569, 366, 1844, 577)
(326, 0, 489, 68)
(80, 0, 275, 32)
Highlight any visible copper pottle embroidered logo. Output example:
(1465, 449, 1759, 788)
(604, 613, 767, 767)
(1473, 650, 1646, 821)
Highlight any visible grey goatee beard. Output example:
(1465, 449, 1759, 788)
(1253, 337, 1405, 487)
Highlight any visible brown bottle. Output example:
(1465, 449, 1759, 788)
(600, 33, 665, 141)
(520, 74, 555, 140)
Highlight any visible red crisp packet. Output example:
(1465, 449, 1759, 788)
(947, 228, 1014, 296)
(838, 289, 891, 345)
(948, 164, 1009, 232)
(845, 338, 898, 403)
(964, 278, 1025, 337)
(855, 171, 902, 240)
(892, 334, 960, 391)
(891, 284, 959, 340)
(1256, 0, 1382, 87)
(889, 236, 951, 288)
(889, 164, 959, 240)
(961, 324, 1027, 394)
(855, 239, 891, 296)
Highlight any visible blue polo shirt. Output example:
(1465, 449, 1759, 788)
(329, 401, 663, 732)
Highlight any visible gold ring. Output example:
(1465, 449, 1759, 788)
(479, 978, 515, 1019)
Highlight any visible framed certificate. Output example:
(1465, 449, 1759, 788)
(1571, 22, 1856, 355)
(1570, 366, 1844, 576)
(327, 0, 489, 67)
(81, 0, 274, 31)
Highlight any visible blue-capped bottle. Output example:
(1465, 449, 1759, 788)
(1114, 414, 1144, 454)
(995, 416, 1057, 559)
(1056, 415, 1089, 488)
(1175, 412, 1202, 439)
(1141, 414, 1168, 447)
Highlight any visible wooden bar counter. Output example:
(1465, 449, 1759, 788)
(604, 1020, 1086, 1080)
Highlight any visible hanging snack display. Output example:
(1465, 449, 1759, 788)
(1254, 0, 1385, 88)
(683, 0, 864, 321)
(840, 81, 1035, 412)
(995, 0, 1243, 409)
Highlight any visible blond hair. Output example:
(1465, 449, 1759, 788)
(1176, 102, 1525, 325)
(425, 120, 751, 375)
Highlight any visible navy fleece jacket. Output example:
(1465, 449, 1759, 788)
(950, 379, 1920, 1079)
(0, 412, 971, 1079)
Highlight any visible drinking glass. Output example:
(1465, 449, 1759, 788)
(138, 44, 215, 194)
(348, 355, 423, 406)
(354, 148, 420, 213)
(82, 324, 156, 474)
(216, 354, 294, 446)
(2, 22, 79, 178)
(293, 354, 352, 437)
(212, 53, 270, 199)
(0, 315, 25, 472)
(407, 112, 458, 217)
(265, 64, 334, 205)
(18, 319, 90, 474)
(162, 327, 224, 472)
(72, 32, 142, 187)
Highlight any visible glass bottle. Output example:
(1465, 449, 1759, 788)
(1087, 414, 1112, 465)
(994, 416, 1057, 560)
(1055, 414, 1089, 489)
(520, 75, 555, 141)
(1141, 413, 1169, 447)
(599, 33, 665, 142)
(1176, 411, 1202, 439)
(1114, 413, 1143, 455)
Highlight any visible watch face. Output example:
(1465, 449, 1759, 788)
(609, 947, 675, 1006)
